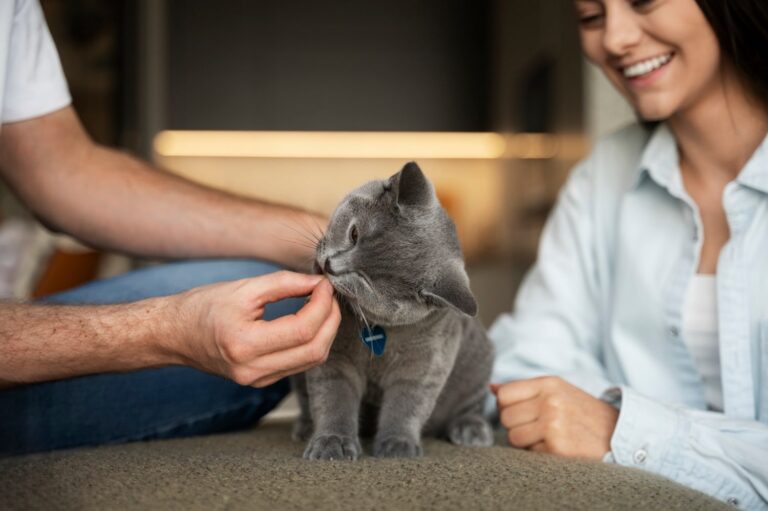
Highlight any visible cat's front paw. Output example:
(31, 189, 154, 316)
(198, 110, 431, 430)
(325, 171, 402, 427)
(373, 435, 422, 458)
(447, 414, 494, 447)
(303, 434, 361, 461)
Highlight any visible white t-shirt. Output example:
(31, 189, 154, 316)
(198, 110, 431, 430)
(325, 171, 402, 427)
(682, 274, 723, 411)
(0, 0, 71, 125)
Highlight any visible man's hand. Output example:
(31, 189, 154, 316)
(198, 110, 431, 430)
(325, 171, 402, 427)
(492, 376, 619, 459)
(0, 271, 339, 388)
(169, 271, 341, 387)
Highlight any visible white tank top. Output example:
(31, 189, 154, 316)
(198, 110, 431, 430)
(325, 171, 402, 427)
(682, 274, 723, 411)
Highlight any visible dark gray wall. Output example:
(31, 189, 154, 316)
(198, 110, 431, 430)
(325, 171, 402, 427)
(492, 0, 584, 133)
(166, 0, 491, 131)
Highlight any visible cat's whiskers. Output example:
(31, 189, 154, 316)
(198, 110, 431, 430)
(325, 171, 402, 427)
(330, 279, 369, 328)
(297, 253, 320, 274)
(287, 211, 324, 245)
(279, 220, 321, 248)
(347, 281, 383, 363)
(352, 301, 377, 363)
(354, 302, 372, 335)
(355, 270, 375, 293)
(293, 211, 325, 244)
(274, 236, 318, 250)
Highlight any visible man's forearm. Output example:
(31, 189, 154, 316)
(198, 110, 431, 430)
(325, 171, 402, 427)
(0, 299, 178, 387)
(45, 144, 321, 268)
(0, 107, 323, 269)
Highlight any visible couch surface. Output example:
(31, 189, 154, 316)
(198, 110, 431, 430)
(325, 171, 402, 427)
(0, 420, 729, 511)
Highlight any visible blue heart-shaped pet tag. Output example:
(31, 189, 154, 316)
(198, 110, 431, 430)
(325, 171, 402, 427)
(360, 325, 387, 356)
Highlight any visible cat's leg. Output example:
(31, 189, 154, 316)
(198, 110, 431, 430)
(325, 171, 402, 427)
(431, 318, 495, 448)
(303, 361, 365, 460)
(289, 373, 313, 441)
(446, 400, 494, 447)
(373, 378, 446, 458)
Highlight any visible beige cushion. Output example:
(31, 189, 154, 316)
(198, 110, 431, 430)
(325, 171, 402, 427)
(0, 421, 728, 510)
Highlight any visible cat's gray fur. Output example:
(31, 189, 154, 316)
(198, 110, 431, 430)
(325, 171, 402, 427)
(293, 162, 494, 460)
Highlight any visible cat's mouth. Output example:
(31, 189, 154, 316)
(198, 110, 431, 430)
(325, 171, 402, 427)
(314, 257, 341, 277)
(314, 258, 349, 293)
(315, 262, 372, 302)
(314, 257, 378, 311)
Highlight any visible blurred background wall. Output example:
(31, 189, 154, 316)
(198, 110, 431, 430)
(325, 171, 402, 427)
(0, 0, 634, 325)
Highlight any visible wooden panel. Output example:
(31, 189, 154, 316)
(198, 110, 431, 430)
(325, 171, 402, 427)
(32, 250, 102, 299)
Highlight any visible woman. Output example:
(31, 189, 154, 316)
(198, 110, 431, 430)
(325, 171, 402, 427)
(490, 0, 768, 508)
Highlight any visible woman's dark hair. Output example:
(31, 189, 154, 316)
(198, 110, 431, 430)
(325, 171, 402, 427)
(695, 0, 768, 109)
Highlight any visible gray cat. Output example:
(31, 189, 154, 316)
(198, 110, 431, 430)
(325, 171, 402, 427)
(293, 161, 494, 460)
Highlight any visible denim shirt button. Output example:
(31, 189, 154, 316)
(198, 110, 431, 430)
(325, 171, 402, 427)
(633, 449, 647, 464)
(668, 326, 680, 337)
(726, 497, 739, 507)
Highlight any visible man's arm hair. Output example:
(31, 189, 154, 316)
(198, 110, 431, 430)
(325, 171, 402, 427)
(0, 298, 179, 388)
(0, 106, 321, 269)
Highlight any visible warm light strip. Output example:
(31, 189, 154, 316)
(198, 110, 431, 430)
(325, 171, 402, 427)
(154, 131, 587, 160)
(154, 131, 505, 159)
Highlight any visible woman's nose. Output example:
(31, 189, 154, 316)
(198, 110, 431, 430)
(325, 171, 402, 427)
(602, 3, 643, 57)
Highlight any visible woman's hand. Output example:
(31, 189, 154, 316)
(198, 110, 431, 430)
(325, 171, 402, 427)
(492, 376, 619, 459)
(168, 271, 340, 387)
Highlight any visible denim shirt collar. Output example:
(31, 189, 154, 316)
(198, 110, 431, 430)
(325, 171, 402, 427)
(631, 123, 683, 197)
(737, 133, 768, 194)
(631, 122, 768, 196)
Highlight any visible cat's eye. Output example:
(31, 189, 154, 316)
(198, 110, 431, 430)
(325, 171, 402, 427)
(349, 225, 359, 245)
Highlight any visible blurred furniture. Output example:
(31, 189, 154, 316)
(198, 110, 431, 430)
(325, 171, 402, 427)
(153, 130, 587, 263)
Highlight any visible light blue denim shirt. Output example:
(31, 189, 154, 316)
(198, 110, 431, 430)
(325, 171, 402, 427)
(488, 123, 768, 510)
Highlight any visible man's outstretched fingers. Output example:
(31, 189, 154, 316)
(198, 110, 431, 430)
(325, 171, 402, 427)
(248, 296, 340, 379)
(250, 278, 335, 355)
(251, 271, 324, 306)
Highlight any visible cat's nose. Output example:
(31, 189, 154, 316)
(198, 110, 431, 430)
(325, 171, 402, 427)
(324, 259, 337, 276)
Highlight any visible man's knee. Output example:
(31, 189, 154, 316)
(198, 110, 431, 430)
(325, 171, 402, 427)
(43, 259, 283, 304)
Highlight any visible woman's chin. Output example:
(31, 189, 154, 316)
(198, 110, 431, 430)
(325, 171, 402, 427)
(636, 110, 670, 123)
(632, 100, 675, 123)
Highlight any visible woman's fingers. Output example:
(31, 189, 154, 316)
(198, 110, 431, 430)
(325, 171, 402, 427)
(507, 421, 545, 449)
(501, 397, 544, 448)
(495, 379, 543, 408)
(499, 397, 540, 430)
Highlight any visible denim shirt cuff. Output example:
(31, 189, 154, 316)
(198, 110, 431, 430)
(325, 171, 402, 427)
(607, 387, 763, 509)
(608, 386, 683, 474)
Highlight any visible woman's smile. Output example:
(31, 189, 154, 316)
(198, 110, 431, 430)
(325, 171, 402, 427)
(621, 52, 673, 78)
(576, 0, 722, 121)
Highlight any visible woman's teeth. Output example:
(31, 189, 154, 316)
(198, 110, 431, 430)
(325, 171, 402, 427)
(623, 53, 673, 78)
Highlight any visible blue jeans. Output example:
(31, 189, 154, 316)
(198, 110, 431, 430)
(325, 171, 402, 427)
(0, 259, 301, 457)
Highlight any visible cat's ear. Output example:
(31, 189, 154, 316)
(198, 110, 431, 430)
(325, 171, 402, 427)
(391, 161, 435, 207)
(420, 260, 478, 316)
